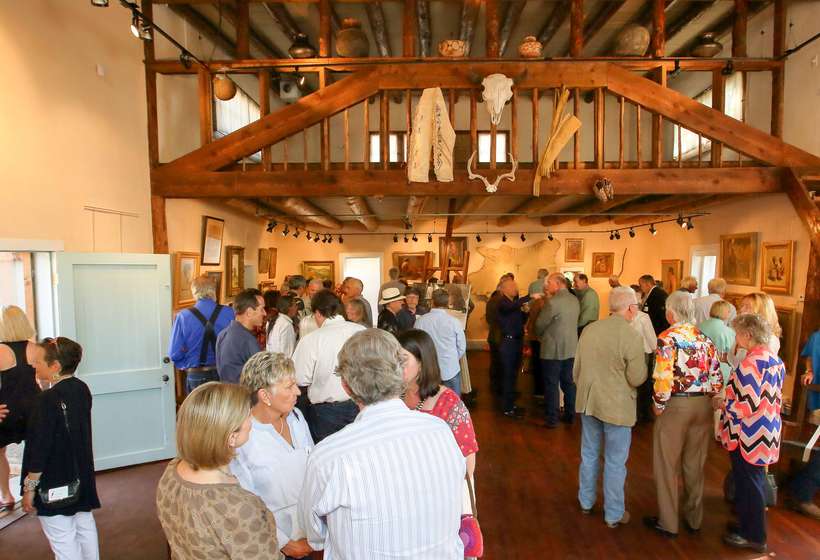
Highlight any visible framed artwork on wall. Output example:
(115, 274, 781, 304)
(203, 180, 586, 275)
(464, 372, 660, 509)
(660, 259, 684, 293)
(564, 239, 584, 263)
(719, 232, 758, 286)
(258, 280, 277, 293)
(560, 266, 584, 285)
(591, 252, 614, 277)
(258, 249, 271, 278)
(173, 252, 200, 309)
(392, 252, 428, 283)
(776, 306, 798, 375)
(201, 216, 225, 266)
(760, 241, 794, 295)
(268, 247, 277, 278)
(205, 271, 223, 304)
(225, 246, 245, 298)
(302, 261, 335, 282)
(440, 237, 468, 269)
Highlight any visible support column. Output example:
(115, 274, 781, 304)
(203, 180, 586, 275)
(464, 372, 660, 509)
(650, 0, 665, 57)
(319, 0, 331, 57)
(485, 0, 500, 58)
(732, 0, 748, 57)
(771, 0, 786, 138)
(569, 0, 584, 57)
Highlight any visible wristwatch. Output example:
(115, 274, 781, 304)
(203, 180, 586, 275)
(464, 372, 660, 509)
(23, 478, 39, 492)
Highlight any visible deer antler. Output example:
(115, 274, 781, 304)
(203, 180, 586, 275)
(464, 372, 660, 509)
(467, 152, 518, 193)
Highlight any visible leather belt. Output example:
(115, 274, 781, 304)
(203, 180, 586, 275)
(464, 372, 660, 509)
(671, 392, 709, 398)
(183, 366, 217, 373)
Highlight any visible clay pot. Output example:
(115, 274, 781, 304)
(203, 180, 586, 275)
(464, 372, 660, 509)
(438, 39, 466, 58)
(335, 18, 369, 58)
(518, 36, 543, 58)
(612, 24, 650, 56)
(213, 75, 237, 101)
(691, 32, 723, 58)
(289, 33, 316, 59)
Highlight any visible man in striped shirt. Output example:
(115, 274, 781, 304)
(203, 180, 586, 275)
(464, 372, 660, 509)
(299, 329, 465, 559)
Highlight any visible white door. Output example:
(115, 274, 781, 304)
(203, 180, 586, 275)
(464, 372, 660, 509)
(340, 253, 382, 323)
(54, 253, 176, 470)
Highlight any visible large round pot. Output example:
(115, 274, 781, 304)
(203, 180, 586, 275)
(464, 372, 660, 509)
(691, 32, 723, 57)
(613, 24, 650, 56)
(438, 39, 466, 58)
(213, 75, 236, 101)
(518, 36, 543, 58)
(335, 18, 369, 58)
(289, 33, 316, 58)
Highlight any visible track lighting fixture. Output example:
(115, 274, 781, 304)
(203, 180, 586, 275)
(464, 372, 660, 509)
(139, 23, 153, 41)
(266, 220, 277, 233)
(676, 215, 685, 228)
(130, 13, 141, 37)
(721, 60, 735, 76)
(293, 229, 300, 238)
(282, 225, 289, 236)
(338, 235, 344, 244)
(628, 228, 635, 238)
(615, 231, 621, 240)
(91, 0, 109, 6)
(547, 231, 554, 241)
(520, 233, 526, 242)
(686, 217, 694, 230)
(404, 233, 409, 243)
(393, 233, 399, 243)
(179, 51, 192, 69)
(412, 233, 418, 242)
(609, 231, 615, 241)
(476, 234, 482, 243)
(314, 235, 320, 243)
(502, 233, 507, 242)
(649, 224, 657, 236)
(306, 232, 312, 240)
(296, 74, 306, 88)
(427, 233, 433, 243)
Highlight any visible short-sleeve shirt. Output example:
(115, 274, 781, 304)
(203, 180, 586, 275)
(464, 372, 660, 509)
(801, 330, 820, 411)
(422, 388, 479, 457)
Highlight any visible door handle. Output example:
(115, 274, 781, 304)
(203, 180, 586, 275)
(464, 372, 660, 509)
(163, 357, 170, 364)
(162, 375, 170, 383)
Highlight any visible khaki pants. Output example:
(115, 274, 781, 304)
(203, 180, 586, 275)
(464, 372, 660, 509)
(652, 396, 713, 534)
(407, 87, 455, 182)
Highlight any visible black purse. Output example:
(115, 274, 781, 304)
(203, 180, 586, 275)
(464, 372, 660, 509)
(37, 401, 81, 509)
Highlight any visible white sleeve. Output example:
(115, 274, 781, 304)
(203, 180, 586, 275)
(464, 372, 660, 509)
(298, 459, 330, 551)
(292, 337, 315, 387)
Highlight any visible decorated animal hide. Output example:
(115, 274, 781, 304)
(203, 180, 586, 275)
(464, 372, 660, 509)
(481, 74, 513, 126)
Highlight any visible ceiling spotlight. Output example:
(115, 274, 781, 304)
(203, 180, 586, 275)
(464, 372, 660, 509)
(179, 51, 192, 69)
(91, 0, 109, 6)
(676, 214, 685, 228)
(476, 233, 482, 243)
(686, 217, 694, 230)
(502, 233, 507, 242)
(296, 74, 306, 88)
(427, 233, 433, 243)
(314, 234, 320, 243)
(547, 231, 554, 241)
(520, 233, 526, 242)
(338, 235, 344, 244)
(306, 232, 312, 240)
(412, 233, 418, 242)
(609, 231, 615, 241)
(649, 224, 657, 236)
(266, 220, 277, 233)
(615, 231, 621, 240)
(293, 229, 300, 238)
(628, 228, 635, 238)
(130, 14, 141, 38)
(282, 225, 289, 236)
(393, 233, 399, 243)
(404, 233, 409, 243)
(139, 23, 153, 41)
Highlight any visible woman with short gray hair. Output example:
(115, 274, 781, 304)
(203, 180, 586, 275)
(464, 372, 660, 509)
(231, 352, 314, 559)
(665, 291, 696, 325)
(336, 329, 405, 405)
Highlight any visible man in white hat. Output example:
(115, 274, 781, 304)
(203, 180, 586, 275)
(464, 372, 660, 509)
(377, 287, 408, 337)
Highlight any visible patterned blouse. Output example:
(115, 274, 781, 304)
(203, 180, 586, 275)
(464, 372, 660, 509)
(422, 388, 479, 457)
(653, 322, 722, 410)
(720, 346, 784, 466)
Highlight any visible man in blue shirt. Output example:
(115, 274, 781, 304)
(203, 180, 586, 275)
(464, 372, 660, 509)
(216, 290, 266, 384)
(414, 289, 467, 396)
(168, 275, 235, 394)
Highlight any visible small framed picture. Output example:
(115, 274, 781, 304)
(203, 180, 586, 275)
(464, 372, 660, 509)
(302, 261, 335, 282)
(225, 246, 245, 298)
(591, 252, 614, 277)
(760, 241, 794, 295)
(268, 247, 277, 279)
(660, 259, 684, 293)
(173, 252, 200, 309)
(258, 249, 271, 278)
(205, 271, 223, 304)
(565, 238, 584, 262)
(201, 216, 225, 266)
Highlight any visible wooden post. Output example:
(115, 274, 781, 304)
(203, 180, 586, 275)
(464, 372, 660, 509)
(381, 90, 389, 169)
(259, 71, 272, 171)
(198, 68, 213, 147)
(320, 69, 330, 171)
(319, 0, 332, 57)
(573, 88, 580, 168)
(651, 66, 666, 168)
(636, 103, 642, 168)
(405, 89, 412, 164)
(303, 130, 308, 170)
(651, 0, 665, 57)
(470, 90, 478, 158)
(363, 97, 370, 170)
(594, 88, 604, 168)
(417, 0, 431, 57)
(485, 0, 500, 58)
(618, 95, 624, 168)
(771, 0, 786, 138)
(511, 89, 518, 161)
(142, 0, 159, 169)
(343, 108, 350, 170)
(490, 122, 497, 169)
(532, 88, 540, 165)
(569, 0, 584, 57)
(733, 0, 748, 57)
(150, 195, 169, 255)
(711, 69, 725, 167)
(235, 0, 250, 59)
(403, 0, 417, 57)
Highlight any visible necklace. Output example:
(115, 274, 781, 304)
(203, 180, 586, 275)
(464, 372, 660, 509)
(273, 415, 286, 435)
(415, 397, 426, 411)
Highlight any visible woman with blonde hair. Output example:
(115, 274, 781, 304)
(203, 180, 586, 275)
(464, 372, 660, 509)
(156, 382, 283, 560)
(0, 304, 39, 511)
(738, 293, 781, 355)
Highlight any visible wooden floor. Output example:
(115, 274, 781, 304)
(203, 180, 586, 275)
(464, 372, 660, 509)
(3, 351, 818, 559)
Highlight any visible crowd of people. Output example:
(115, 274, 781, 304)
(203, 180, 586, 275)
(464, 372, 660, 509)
(0, 258, 817, 558)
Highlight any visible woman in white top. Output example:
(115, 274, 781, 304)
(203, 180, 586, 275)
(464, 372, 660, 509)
(266, 295, 299, 357)
(231, 352, 315, 559)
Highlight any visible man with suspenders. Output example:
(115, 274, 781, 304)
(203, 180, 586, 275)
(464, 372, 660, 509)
(168, 275, 235, 394)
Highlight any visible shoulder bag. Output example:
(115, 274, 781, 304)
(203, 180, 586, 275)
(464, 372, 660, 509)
(37, 401, 81, 508)
(459, 475, 483, 557)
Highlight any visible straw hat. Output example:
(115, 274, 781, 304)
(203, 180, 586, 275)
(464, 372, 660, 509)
(379, 287, 406, 305)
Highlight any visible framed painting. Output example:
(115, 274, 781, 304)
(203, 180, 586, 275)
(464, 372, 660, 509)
(720, 232, 758, 286)
(201, 216, 225, 266)
(393, 252, 428, 283)
(225, 246, 245, 298)
(268, 247, 277, 278)
(302, 261, 335, 282)
(776, 306, 798, 375)
(440, 237, 468, 269)
(591, 252, 614, 277)
(564, 238, 584, 262)
(660, 259, 684, 293)
(760, 241, 794, 295)
(258, 248, 271, 278)
(258, 280, 277, 293)
(173, 252, 200, 309)
(560, 266, 584, 285)
(205, 271, 223, 304)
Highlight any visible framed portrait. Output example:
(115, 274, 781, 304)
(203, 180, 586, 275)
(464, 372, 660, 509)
(302, 261, 335, 282)
(440, 237, 468, 269)
(393, 252, 429, 283)
(268, 247, 277, 278)
(205, 271, 223, 304)
(225, 246, 245, 298)
(258, 280, 277, 293)
(258, 249, 271, 278)
(201, 216, 225, 266)
(560, 266, 584, 285)
(776, 306, 798, 375)
(173, 252, 200, 309)
(591, 252, 614, 277)
(720, 232, 758, 286)
(564, 238, 584, 262)
(760, 241, 794, 295)
(660, 259, 684, 293)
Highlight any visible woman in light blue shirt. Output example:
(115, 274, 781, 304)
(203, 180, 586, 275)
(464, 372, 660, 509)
(231, 352, 315, 559)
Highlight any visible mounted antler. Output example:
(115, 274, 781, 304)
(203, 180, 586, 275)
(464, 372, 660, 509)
(467, 152, 518, 193)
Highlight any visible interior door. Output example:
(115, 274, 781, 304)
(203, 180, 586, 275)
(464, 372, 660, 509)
(54, 252, 176, 470)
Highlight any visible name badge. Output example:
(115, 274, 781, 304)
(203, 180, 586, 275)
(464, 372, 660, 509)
(48, 485, 70, 501)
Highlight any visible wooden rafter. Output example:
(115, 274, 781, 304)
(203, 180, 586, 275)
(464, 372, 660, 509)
(346, 196, 378, 231)
(537, 0, 571, 50)
(405, 196, 427, 227)
(499, 1, 526, 56)
(169, 5, 236, 57)
(223, 3, 286, 58)
(541, 196, 641, 227)
(577, 195, 664, 226)
(417, 1, 432, 56)
(459, 0, 482, 55)
(612, 194, 733, 226)
(263, 2, 300, 40)
(497, 196, 570, 227)
(264, 197, 342, 229)
(674, 1, 769, 57)
(567, 0, 627, 56)
(225, 198, 307, 228)
(664, 0, 718, 41)
(365, 3, 392, 57)
(453, 196, 494, 229)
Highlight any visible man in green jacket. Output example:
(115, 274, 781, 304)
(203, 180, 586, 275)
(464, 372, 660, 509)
(574, 287, 647, 529)
(574, 273, 600, 337)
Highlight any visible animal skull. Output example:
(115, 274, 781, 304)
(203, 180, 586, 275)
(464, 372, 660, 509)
(481, 74, 513, 126)
(467, 152, 518, 193)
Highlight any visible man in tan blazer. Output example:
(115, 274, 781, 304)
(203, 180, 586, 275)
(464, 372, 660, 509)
(574, 287, 647, 529)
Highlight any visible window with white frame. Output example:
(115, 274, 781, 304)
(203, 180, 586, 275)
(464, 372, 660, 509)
(690, 244, 719, 298)
(369, 132, 407, 163)
(214, 86, 261, 162)
(478, 132, 508, 163)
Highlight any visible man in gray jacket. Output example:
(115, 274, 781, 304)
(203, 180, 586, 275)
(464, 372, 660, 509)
(573, 287, 647, 529)
(535, 273, 581, 428)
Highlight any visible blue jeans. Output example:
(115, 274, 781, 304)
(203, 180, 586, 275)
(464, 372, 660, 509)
(579, 414, 632, 525)
(185, 369, 219, 394)
(442, 373, 462, 396)
(541, 358, 575, 424)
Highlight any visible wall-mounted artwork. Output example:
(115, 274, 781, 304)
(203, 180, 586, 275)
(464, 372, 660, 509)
(258, 248, 271, 278)
(225, 246, 245, 298)
(440, 237, 468, 269)
(560, 266, 584, 286)
(591, 252, 614, 277)
(564, 238, 584, 262)
(173, 252, 200, 309)
(302, 261, 335, 282)
(776, 306, 798, 375)
(258, 280, 277, 293)
(720, 232, 758, 286)
(393, 252, 429, 283)
(268, 247, 277, 278)
(760, 241, 794, 295)
(660, 259, 684, 293)
(205, 271, 223, 304)
(201, 216, 225, 266)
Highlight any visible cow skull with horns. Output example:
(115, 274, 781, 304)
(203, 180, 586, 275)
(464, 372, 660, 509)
(467, 152, 518, 193)
(481, 73, 514, 126)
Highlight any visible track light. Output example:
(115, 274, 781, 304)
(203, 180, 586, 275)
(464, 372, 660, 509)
(502, 233, 507, 242)
(427, 233, 433, 243)
(476, 233, 482, 242)
(615, 231, 621, 240)
(91, 0, 109, 6)
(306, 232, 312, 240)
(296, 74, 306, 88)
(404, 233, 409, 243)
(686, 217, 694, 230)
(293, 229, 300, 238)
(282, 225, 289, 236)
(393, 233, 399, 243)
(139, 23, 153, 41)
(547, 231, 554, 241)
(609, 231, 615, 241)
(130, 13, 141, 37)
(412, 233, 418, 242)
(628, 228, 635, 238)
(314, 234, 320, 243)
(338, 235, 344, 244)
(676, 215, 685, 228)
(266, 220, 277, 233)
(520, 233, 526, 242)
(649, 224, 657, 236)
(179, 51, 192, 69)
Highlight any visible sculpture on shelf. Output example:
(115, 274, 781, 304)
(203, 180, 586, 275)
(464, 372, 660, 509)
(466, 152, 518, 193)
(691, 32, 723, 57)
(213, 73, 237, 101)
(289, 33, 316, 58)
(518, 36, 543, 58)
(439, 39, 466, 57)
(613, 24, 650, 56)
(532, 87, 581, 195)
(481, 74, 514, 126)
(335, 18, 369, 57)
(593, 177, 614, 202)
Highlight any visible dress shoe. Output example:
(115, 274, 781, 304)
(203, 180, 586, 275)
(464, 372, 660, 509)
(541, 421, 560, 429)
(606, 511, 630, 528)
(682, 520, 700, 535)
(722, 532, 767, 553)
(502, 406, 524, 419)
(642, 516, 677, 538)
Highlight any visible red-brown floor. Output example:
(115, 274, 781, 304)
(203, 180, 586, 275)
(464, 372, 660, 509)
(2, 351, 818, 559)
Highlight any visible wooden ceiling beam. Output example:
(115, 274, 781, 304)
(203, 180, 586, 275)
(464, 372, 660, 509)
(568, 0, 627, 56)
(459, 0, 482, 55)
(540, 196, 642, 227)
(169, 5, 237, 57)
(405, 196, 427, 227)
(262, 2, 300, 40)
(346, 196, 379, 231)
(417, 1, 432, 56)
(224, 198, 307, 228)
(365, 2, 392, 57)
(499, 1, 526, 56)
(664, 0, 718, 41)
(485, 0, 501, 58)
(634, 0, 681, 28)
(222, 3, 287, 58)
(453, 196, 494, 229)
(497, 195, 571, 227)
(673, 1, 769, 57)
(577, 195, 665, 226)
(537, 0, 571, 49)
(612, 194, 732, 225)
(264, 197, 343, 229)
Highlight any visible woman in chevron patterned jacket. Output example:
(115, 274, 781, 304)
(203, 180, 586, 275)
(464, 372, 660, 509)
(718, 313, 785, 554)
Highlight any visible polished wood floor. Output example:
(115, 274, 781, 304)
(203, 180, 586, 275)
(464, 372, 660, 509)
(3, 351, 818, 559)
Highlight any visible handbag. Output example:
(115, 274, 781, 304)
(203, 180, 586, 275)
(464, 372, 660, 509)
(459, 476, 483, 558)
(722, 468, 778, 507)
(37, 401, 81, 509)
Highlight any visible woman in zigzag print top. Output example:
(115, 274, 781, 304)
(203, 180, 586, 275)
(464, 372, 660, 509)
(718, 313, 785, 554)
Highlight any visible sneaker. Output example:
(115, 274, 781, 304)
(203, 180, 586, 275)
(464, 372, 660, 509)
(795, 501, 820, 520)
(580, 505, 594, 515)
(722, 532, 767, 553)
(606, 511, 630, 528)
